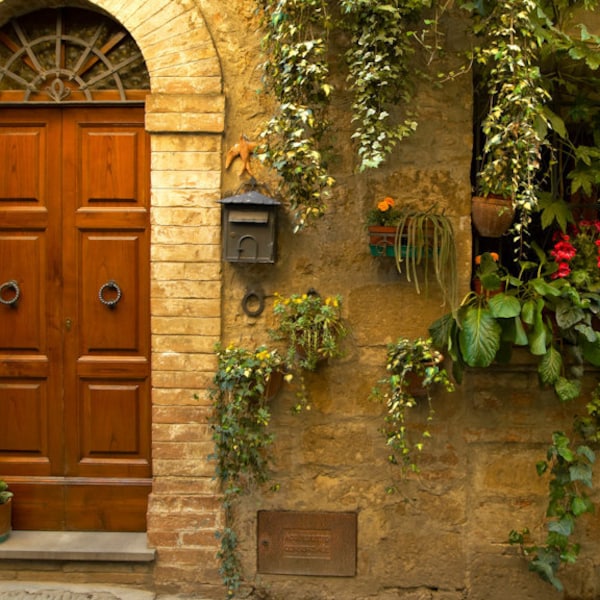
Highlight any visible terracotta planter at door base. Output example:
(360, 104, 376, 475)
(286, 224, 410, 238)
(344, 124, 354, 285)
(471, 195, 515, 238)
(0, 499, 12, 543)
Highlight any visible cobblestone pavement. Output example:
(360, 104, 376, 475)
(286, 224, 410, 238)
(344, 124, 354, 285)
(0, 583, 155, 600)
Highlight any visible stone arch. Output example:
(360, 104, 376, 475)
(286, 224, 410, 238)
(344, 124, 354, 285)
(0, 0, 224, 92)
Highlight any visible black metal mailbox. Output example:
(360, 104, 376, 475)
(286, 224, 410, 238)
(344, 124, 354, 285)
(219, 190, 280, 263)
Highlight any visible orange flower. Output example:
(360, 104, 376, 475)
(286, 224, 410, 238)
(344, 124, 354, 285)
(377, 196, 395, 212)
(475, 252, 499, 265)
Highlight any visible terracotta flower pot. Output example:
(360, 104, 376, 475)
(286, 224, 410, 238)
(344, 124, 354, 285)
(0, 499, 12, 543)
(368, 225, 397, 256)
(473, 277, 506, 298)
(471, 195, 515, 238)
(264, 369, 284, 401)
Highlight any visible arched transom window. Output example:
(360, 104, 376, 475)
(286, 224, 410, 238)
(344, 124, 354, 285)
(0, 8, 149, 103)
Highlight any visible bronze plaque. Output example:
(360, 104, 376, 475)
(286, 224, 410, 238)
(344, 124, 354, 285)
(257, 510, 357, 576)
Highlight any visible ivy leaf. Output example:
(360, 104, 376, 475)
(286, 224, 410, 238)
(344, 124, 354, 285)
(577, 445, 596, 464)
(571, 495, 594, 516)
(548, 515, 575, 536)
(529, 549, 563, 591)
(569, 463, 593, 488)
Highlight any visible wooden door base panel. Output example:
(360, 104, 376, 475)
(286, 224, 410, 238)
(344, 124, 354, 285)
(6, 477, 151, 531)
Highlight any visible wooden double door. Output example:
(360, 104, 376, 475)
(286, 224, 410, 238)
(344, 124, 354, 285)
(0, 107, 151, 531)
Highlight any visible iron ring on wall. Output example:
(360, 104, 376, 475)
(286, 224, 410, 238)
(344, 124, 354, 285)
(241, 289, 265, 317)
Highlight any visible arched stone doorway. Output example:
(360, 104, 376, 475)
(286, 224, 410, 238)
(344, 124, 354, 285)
(0, 0, 225, 555)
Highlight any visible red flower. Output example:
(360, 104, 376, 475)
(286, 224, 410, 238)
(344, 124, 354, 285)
(552, 262, 572, 279)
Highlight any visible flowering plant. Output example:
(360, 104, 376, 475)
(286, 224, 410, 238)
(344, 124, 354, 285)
(550, 219, 600, 292)
(209, 343, 286, 596)
(271, 290, 347, 372)
(370, 337, 454, 476)
(366, 196, 402, 226)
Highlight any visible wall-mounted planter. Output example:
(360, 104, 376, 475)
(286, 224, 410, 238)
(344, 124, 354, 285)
(471, 195, 515, 238)
(367, 225, 433, 258)
(368, 225, 397, 257)
(0, 499, 12, 543)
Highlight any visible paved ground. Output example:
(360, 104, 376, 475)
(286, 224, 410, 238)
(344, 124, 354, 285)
(0, 582, 156, 600)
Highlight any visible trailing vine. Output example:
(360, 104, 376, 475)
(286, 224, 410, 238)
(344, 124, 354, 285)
(209, 343, 284, 596)
(340, 0, 431, 171)
(469, 0, 550, 255)
(255, 0, 335, 232)
(509, 383, 600, 591)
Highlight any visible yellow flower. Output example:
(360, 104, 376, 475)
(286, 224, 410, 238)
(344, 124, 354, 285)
(256, 350, 270, 361)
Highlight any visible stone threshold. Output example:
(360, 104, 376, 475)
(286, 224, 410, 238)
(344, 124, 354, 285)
(0, 531, 155, 562)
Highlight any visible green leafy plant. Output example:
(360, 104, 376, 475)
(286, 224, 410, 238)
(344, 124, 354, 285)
(271, 290, 347, 372)
(209, 343, 286, 597)
(509, 383, 600, 591)
(0, 480, 12, 504)
(255, 0, 334, 231)
(467, 0, 550, 252)
(370, 336, 455, 477)
(393, 207, 458, 309)
(340, 0, 429, 171)
(431, 226, 600, 400)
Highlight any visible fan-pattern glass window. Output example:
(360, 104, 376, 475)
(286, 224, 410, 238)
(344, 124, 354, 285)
(0, 8, 149, 102)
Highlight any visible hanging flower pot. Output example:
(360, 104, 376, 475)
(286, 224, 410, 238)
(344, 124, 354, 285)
(264, 369, 285, 401)
(471, 195, 515, 237)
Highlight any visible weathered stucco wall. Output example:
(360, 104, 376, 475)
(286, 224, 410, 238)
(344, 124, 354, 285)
(0, 0, 598, 599)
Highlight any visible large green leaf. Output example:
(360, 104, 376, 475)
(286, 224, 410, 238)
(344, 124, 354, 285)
(582, 335, 600, 366)
(538, 346, 562, 384)
(554, 300, 585, 329)
(554, 377, 581, 402)
(528, 321, 548, 355)
(489, 293, 522, 318)
(459, 307, 502, 367)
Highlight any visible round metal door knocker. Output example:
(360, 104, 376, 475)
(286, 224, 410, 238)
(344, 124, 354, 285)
(0, 280, 20, 306)
(98, 280, 122, 308)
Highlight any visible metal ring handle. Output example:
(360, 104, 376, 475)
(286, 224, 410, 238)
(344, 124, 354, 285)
(98, 280, 122, 307)
(0, 280, 20, 306)
(241, 288, 265, 317)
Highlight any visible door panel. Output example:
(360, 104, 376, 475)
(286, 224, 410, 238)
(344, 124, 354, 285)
(0, 107, 151, 531)
(0, 112, 61, 495)
(0, 235, 45, 351)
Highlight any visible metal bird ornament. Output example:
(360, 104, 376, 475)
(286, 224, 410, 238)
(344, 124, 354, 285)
(225, 134, 258, 177)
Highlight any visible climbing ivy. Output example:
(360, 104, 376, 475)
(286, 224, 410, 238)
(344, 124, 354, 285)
(255, 0, 335, 232)
(509, 384, 600, 591)
(340, 0, 431, 171)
